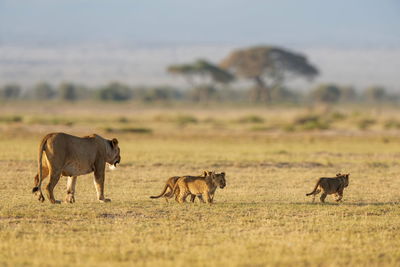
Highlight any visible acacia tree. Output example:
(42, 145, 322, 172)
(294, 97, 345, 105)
(167, 59, 234, 101)
(220, 46, 319, 103)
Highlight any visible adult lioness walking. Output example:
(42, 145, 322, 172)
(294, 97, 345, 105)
(32, 132, 121, 204)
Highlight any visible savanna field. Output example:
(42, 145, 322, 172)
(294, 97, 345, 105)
(0, 103, 399, 266)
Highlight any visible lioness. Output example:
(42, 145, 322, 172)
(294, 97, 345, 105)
(32, 132, 121, 204)
(306, 173, 350, 203)
(150, 171, 208, 202)
(172, 171, 226, 203)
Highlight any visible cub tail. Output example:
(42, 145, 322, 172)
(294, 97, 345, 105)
(150, 184, 169, 199)
(306, 178, 321, 196)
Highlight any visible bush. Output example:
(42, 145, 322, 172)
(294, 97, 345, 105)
(0, 115, 23, 123)
(384, 119, 400, 129)
(104, 127, 152, 134)
(175, 115, 198, 125)
(357, 119, 376, 130)
(293, 114, 330, 131)
(236, 115, 264, 124)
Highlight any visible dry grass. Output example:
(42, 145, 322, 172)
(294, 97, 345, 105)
(0, 104, 399, 266)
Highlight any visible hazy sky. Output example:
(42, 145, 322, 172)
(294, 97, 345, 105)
(1, 0, 399, 46)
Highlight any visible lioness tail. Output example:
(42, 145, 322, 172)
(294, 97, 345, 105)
(32, 135, 49, 195)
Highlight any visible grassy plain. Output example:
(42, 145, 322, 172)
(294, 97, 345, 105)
(0, 103, 399, 266)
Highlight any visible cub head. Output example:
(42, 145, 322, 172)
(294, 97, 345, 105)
(337, 172, 350, 187)
(107, 138, 121, 168)
(343, 173, 350, 187)
(208, 171, 226, 189)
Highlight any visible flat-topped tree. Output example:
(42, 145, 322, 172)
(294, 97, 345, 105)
(167, 59, 234, 101)
(220, 46, 319, 103)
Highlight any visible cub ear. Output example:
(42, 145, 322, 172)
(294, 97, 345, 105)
(203, 171, 208, 176)
(221, 172, 225, 176)
(111, 138, 119, 148)
(336, 173, 341, 176)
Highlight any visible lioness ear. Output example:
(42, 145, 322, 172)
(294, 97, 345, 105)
(111, 138, 118, 148)
(203, 171, 208, 176)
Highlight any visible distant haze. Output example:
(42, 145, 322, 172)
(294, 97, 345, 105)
(0, 0, 399, 90)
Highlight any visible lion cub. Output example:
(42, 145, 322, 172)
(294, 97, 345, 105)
(173, 171, 226, 203)
(150, 176, 191, 202)
(150, 172, 210, 202)
(306, 173, 350, 203)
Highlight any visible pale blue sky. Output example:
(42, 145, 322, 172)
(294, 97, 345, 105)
(1, 0, 399, 46)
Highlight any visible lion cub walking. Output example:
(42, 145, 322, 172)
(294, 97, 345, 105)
(173, 171, 226, 203)
(306, 173, 350, 203)
(150, 176, 193, 202)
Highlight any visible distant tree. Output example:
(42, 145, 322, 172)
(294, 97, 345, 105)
(339, 86, 357, 102)
(311, 84, 341, 103)
(363, 86, 386, 102)
(139, 86, 183, 102)
(58, 82, 78, 101)
(269, 86, 298, 103)
(167, 59, 234, 101)
(220, 46, 318, 103)
(32, 82, 56, 100)
(0, 84, 21, 100)
(97, 82, 132, 101)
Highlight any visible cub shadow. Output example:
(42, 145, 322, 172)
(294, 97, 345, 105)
(290, 201, 399, 206)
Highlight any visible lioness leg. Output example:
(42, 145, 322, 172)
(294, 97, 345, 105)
(94, 166, 111, 203)
(65, 176, 77, 203)
(34, 166, 49, 202)
(190, 194, 197, 203)
(320, 192, 327, 203)
(45, 169, 62, 204)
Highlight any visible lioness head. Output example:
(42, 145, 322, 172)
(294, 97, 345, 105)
(107, 138, 121, 168)
(207, 171, 226, 189)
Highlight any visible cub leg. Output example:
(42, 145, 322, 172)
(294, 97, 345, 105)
(177, 189, 187, 203)
(336, 189, 344, 202)
(65, 176, 77, 203)
(204, 192, 212, 204)
(312, 189, 321, 203)
(320, 192, 327, 203)
(190, 194, 197, 203)
(197, 195, 206, 203)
